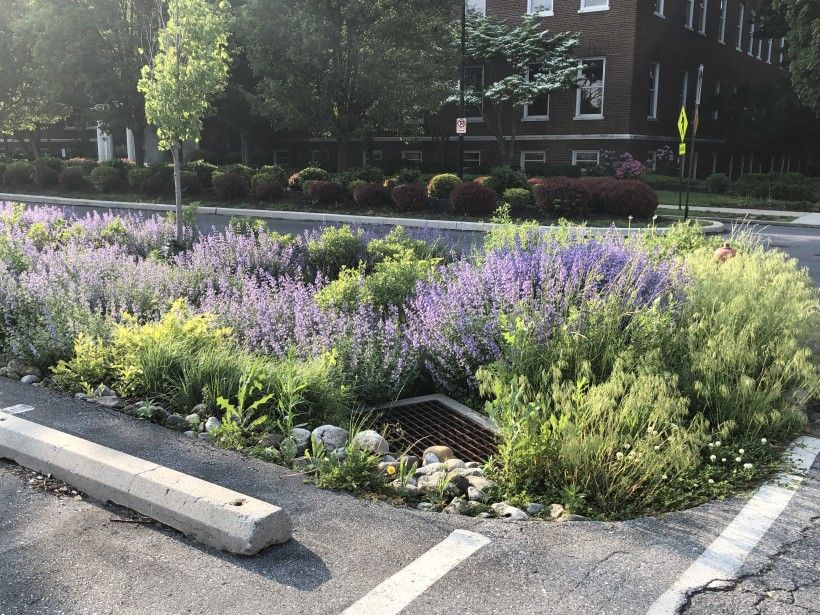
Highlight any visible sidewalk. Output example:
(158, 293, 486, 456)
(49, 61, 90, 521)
(659, 203, 820, 226)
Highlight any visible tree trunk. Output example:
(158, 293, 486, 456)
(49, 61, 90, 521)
(336, 140, 349, 172)
(240, 128, 249, 165)
(171, 143, 183, 243)
(506, 112, 520, 167)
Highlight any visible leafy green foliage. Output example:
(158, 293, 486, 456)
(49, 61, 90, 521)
(306, 225, 366, 279)
(428, 173, 461, 198)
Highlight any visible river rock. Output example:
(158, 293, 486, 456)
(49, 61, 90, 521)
(191, 403, 207, 415)
(259, 432, 284, 449)
(185, 413, 200, 426)
(352, 430, 389, 454)
(94, 396, 125, 409)
(204, 416, 221, 433)
(467, 486, 485, 502)
(422, 453, 440, 465)
(491, 502, 529, 521)
(444, 459, 466, 470)
(414, 462, 445, 476)
(423, 445, 455, 461)
(466, 476, 496, 492)
(165, 414, 190, 431)
(20, 374, 40, 384)
(526, 503, 545, 516)
(311, 425, 348, 451)
(547, 504, 565, 519)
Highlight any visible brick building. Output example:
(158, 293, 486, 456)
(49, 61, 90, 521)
(260, 0, 799, 178)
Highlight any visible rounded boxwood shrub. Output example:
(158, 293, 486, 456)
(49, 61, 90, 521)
(308, 180, 346, 205)
(183, 160, 218, 187)
(488, 166, 528, 193)
(503, 187, 533, 209)
(141, 164, 174, 196)
(89, 165, 125, 193)
(449, 180, 498, 217)
(34, 163, 60, 188)
(220, 163, 255, 182)
(180, 171, 202, 196)
(595, 179, 658, 218)
(99, 159, 133, 175)
(184, 148, 220, 164)
(391, 182, 428, 211)
(35, 156, 64, 173)
(296, 167, 331, 191)
(257, 164, 288, 187)
(65, 157, 98, 175)
(705, 172, 730, 194)
(250, 172, 284, 201)
(428, 173, 461, 198)
(59, 166, 87, 190)
(127, 167, 153, 192)
(396, 167, 423, 185)
(353, 182, 390, 208)
(4, 161, 36, 188)
(212, 171, 249, 200)
(532, 177, 591, 215)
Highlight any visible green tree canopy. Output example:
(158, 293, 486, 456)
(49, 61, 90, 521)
(766, 0, 820, 113)
(458, 14, 579, 166)
(239, 0, 459, 170)
(139, 0, 231, 241)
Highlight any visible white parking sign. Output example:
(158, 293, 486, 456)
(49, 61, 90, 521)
(456, 118, 467, 134)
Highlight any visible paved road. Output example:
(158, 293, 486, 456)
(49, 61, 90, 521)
(0, 381, 819, 615)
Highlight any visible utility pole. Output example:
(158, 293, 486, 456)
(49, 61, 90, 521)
(458, 0, 466, 179)
(684, 64, 703, 221)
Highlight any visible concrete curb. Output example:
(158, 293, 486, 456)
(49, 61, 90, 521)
(0, 412, 291, 554)
(0, 192, 725, 235)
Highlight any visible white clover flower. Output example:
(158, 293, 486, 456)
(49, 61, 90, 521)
(743, 463, 753, 470)
(715, 440, 721, 446)
(722, 458, 727, 462)
(738, 448, 745, 454)
(616, 451, 624, 460)
(624, 443, 631, 449)
(710, 455, 716, 462)
(735, 457, 742, 462)
(761, 438, 767, 444)
(661, 474, 668, 480)
(708, 442, 714, 448)
(708, 479, 714, 484)
(654, 445, 660, 451)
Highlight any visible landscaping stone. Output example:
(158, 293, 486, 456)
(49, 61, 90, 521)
(204, 416, 221, 433)
(258, 432, 283, 449)
(465, 462, 482, 468)
(151, 407, 169, 422)
(74, 392, 87, 400)
(198, 433, 212, 442)
(526, 503, 545, 516)
(184, 430, 196, 439)
(467, 486, 485, 502)
(547, 504, 565, 519)
(423, 445, 454, 461)
(450, 467, 483, 477)
(445, 473, 470, 496)
(466, 476, 496, 492)
(311, 425, 348, 451)
(93, 396, 125, 409)
(443, 497, 465, 514)
(165, 414, 190, 431)
(416, 472, 446, 491)
(559, 514, 589, 522)
(292, 457, 312, 471)
(415, 502, 435, 512)
(184, 413, 200, 426)
(399, 454, 420, 470)
(291, 428, 312, 454)
(352, 430, 389, 454)
(93, 384, 114, 398)
(422, 453, 440, 465)
(191, 403, 207, 415)
(382, 454, 396, 463)
(333, 447, 346, 462)
(414, 462, 445, 476)
(20, 375, 40, 385)
(491, 502, 529, 521)
(478, 512, 491, 518)
(444, 458, 466, 470)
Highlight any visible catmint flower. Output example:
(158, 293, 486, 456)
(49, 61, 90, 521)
(743, 463, 753, 470)
(738, 448, 745, 454)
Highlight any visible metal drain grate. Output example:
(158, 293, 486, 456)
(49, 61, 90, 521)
(371, 394, 498, 462)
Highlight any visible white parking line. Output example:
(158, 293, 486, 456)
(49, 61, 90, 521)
(0, 404, 34, 415)
(647, 435, 820, 615)
(340, 529, 491, 615)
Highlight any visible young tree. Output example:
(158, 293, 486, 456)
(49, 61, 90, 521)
(458, 15, 579, 166)
(138, 0, 231, 243)
(767, 0, 820, 113)
(239, 0, 458, 171)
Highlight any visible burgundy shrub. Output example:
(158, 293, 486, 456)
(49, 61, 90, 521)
(308, 180, 347, 206)
(391, 182, 428, 212)
(353, 182, 390, 208)
(449, 181, 498, 217)
(595, 179, 659, 218)
(532, 177, 591, 216)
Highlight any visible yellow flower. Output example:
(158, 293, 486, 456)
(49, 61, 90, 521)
(386, 465, 397, 476)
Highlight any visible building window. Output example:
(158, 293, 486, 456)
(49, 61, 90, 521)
(766, 38, 773, 63)
(680, 70, 689, 111)
(466, 0, 485, 15)
(463, 66, 485, 119)
(579, 0, 608, 13)
(362, 149, 382, 166)
(654, 0, 665, 17)
(572, 150, 600, 166)
(520, 150, 546, 170)
(575, 58, 606, 119)
(648, 62, 660, 119)
(463, 151, 481, 168)
(684, 0, 695, 28)
(748, 10, 756, 55)
(527, 0, 553, 16)
(735, 3, 745, 50)
(718, 0, 727, 42)
(697, 0, 708, 34)
(273, 150, 289, 166)
(524, 65, 550, 120)
(401, 150, 422, 163)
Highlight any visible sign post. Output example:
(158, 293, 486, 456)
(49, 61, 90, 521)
(457, 0, 466, 179)
(677, 106, 688, 212)
(684, 64, 704, 222)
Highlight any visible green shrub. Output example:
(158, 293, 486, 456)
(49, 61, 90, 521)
(4, 161, 36, 188)
(502, 188, 533, 209)
(705, 172, 730, 194)
(449, 181, 498, 217)
(306, 225, 366, 279)
(180, 170, 202, 196)
(395, 167, 423, 185)
(89, 165, 125, 193)
(57, 166, 86, 191)
(0, 162, 7, 185)
(641, 173, 682, 191)
(184, 160, 219, 187)
(34, 163, 60, 188)
(294, 167, 330, 191)
(35, 157, 64, 173)
(140, 165, 174, 195)
(212, 172, 250, 200)
(488, 166, 528, 194)
(257, 164, 288, 187)
(250, 172, 284, 201)
(367, 225, 443, 263)
(127, 167, 154, 192)
(65, 158, 98, 175)
(220, 163, 255, 182)
(335, 166, 385, 189)
(428, 173, 461, 198)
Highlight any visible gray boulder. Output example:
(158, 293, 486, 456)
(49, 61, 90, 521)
(204, 416, 221, 433)
(165, 414, 190, 431)
(94, 396, 125, 409)
(423, 445, 454, 461)
(491, 502, 529, 521)
(352, 430, 389, 454)
(20, 375, 40, 385)
(311, 425, 348, 451)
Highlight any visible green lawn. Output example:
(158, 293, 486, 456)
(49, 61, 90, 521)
(656, 189, 819, 212)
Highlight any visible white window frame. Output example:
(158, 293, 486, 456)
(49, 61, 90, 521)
(648, 61, 660, 120)
(463, 65, 485, 121)
(685, 0, 695, 28)
(362, 149, 383, 166)
(747, 10, 756, 56)
(698, 0, 709, 34)
(401, 150, 423, 163)
(527, 0, 554, 16)
(575, 57, 606, 120)
(579, 0, 609, 14)
(718, 0, 726, 42)
(463, 150, 481, 167)
(572, 150, 600, 166)
(273, 150, 289, 166)
(520, 150, 547, 170)
(466, 0, 486, 15)
(523, 66, 550, 120)
(735, 3, 745, 50)
(654, 0, 665, 17)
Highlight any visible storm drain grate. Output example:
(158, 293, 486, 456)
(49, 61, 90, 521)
(371, 394, 498, 462)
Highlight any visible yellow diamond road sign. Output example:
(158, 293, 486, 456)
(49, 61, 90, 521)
(677, 107, 688, 142)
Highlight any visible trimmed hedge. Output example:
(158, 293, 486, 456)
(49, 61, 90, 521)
(59, 167, 87, 190)
(250, 172, 284, 201)
(502, 188, 533, 209)
(391, 182, 428, 211)
(308, 180, 346, 205)
(594, 178, 658, 218)
(4, 161, 36, 188)
(532, 177, 591, 215)
(212, 171, 250, 200)
(89, 165, 125, 193)
(428, 173, 461, 199)
(34, 163, 60, 188)
(353, 182, 390, 208)
(449, 181, 498, 216)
